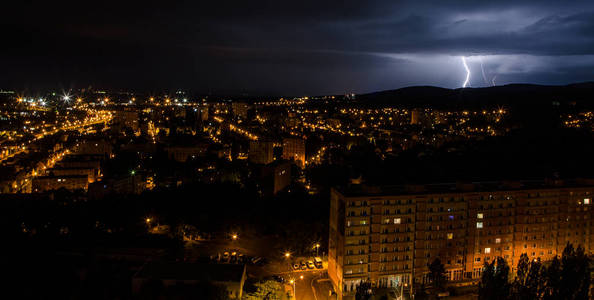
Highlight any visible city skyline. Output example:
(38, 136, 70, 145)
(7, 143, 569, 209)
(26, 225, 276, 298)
(2, 2, 594, 300)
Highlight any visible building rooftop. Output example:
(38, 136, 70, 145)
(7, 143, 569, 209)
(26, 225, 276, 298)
(35, 175, 88, 180)
(335, 178, 594, 197)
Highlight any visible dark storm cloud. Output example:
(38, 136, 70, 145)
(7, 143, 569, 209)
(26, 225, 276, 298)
(1, 1, 594, 94)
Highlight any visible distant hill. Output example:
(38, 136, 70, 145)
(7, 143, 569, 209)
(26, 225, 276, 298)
(357, 82, 594, 109)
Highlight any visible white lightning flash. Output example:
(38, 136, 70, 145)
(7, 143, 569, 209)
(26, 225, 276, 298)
(479, 57, 489, 86)
(461, 56, 471, 88)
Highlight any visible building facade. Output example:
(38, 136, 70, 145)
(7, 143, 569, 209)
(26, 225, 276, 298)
(231, 102, 249, 120)
(249, 140, 274, 165)
(329, 181, 594, 299)
(282, 137, 306, 168)
(165, 145, 209, 162)
(32, 175, 89, 192)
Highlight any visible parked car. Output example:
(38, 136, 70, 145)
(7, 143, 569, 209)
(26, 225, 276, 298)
(307, 261, 315, 269)
(223, 252, 230, 262)
(314, 257, 323, 268)
(272, 275, 285, 283)
(293, 263, 300, 270)
(300, 261, 307, 270)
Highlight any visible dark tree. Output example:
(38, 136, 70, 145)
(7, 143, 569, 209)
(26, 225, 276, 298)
(414, 283, 428, 300)
(479, 257, 510, 300)
(355, 281, 372, 300)
(525, 258, 545, 299)
(559, 243, 591, 300)
(542, 256, 561, 300)
(511, 254, 545, 300)
(427, 258, 447, 292)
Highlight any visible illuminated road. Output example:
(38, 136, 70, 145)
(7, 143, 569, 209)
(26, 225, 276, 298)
(0, 112, 111, 164)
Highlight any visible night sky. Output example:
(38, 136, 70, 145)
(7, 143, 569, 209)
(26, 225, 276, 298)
(2, 1, 594, 95)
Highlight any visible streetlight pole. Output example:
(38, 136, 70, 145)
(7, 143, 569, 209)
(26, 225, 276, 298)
(290, 279, 296, 299)
(285, 252, 292, 271)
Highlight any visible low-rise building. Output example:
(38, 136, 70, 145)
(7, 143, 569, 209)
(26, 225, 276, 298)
(165, 144, 209, 162)
(32, 175, 89, 192)
(249, 140, 274, 165)
(231, 102, 249, 119)
(49, 167, 98, 183)
(88, 174, 145, 199)
(282, 137, 306, 168)
(257, 161, 291, 195)
(75, 139, 113, 157)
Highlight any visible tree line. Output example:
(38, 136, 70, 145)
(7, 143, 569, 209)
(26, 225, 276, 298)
(479, 243, 591, 300)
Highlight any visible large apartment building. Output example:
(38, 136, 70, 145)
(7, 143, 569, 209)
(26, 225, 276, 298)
(329, 180, 594, 299)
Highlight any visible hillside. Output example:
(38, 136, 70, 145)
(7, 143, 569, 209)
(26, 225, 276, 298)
(357, 82, 594, 109)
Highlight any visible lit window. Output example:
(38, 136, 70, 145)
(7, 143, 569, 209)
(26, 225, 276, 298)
(447, 233, 453, 240)
(394, 218, 401, 224)
(477, 213, 483, 219)
(347, 221, 351, 227)
(384, 218, 390, 224)
(360, 220, 367, 225)
(485, 248, 491, 254)
(495, 238, 501, 244)
(476, 222, 483, 229)
(585, 198, 591, 205)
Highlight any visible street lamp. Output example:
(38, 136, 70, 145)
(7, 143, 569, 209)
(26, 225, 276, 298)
(289, 279, 296, 299)
(232, 234, 238, 241)
(314, 243, 320, 257)
(284, 252, 292, 272)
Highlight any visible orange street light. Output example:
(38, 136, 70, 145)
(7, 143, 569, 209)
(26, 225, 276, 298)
(289, 279, 297, 298)
(232, 234, 238, 240)
(284, 252, 291, 258)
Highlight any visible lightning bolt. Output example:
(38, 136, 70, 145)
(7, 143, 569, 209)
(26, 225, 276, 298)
(480, 57, 489, 86)
(491, 75, 497, 86)
(461, 56, 471, 88)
